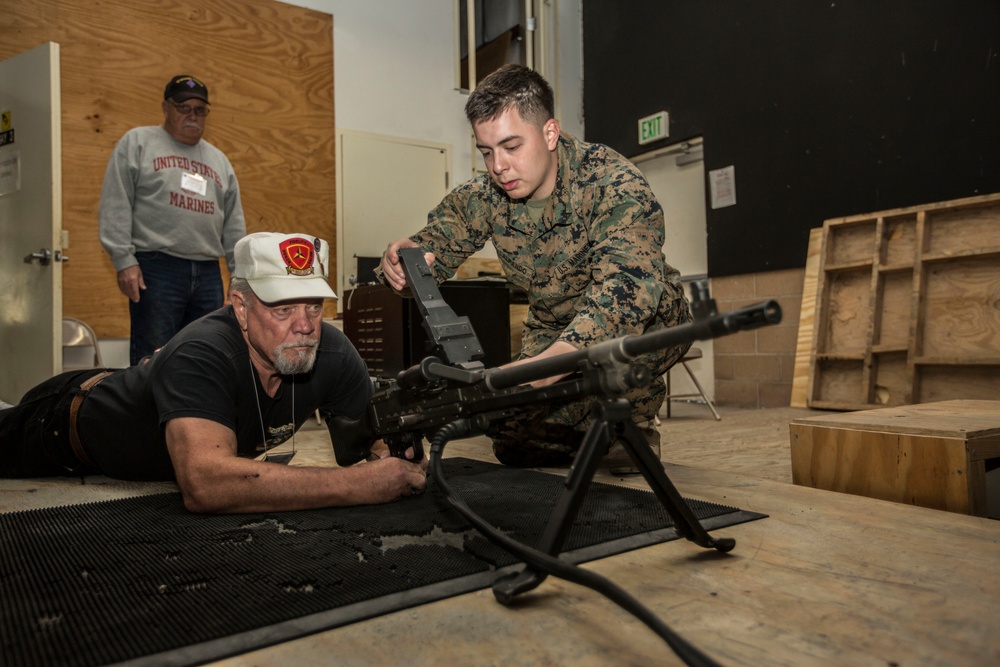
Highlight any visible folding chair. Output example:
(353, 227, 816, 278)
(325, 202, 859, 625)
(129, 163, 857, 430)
(63, 317, 104, 371)
(663, 347, 721, 421)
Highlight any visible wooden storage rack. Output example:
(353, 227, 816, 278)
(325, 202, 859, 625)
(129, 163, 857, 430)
(808, 193, 1000, 410)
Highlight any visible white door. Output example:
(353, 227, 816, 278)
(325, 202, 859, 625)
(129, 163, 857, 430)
(337, 130, 450, 305)
(0, 43, 63, 403)
(634, 141, 714, 400)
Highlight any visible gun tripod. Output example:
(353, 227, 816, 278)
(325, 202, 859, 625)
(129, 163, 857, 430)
(489, 396, 735, 604)
(427, 394, 736, 666)
(338, 251, 779, 665)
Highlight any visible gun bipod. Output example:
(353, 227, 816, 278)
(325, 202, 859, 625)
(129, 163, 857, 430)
(491, 396, 734, 605)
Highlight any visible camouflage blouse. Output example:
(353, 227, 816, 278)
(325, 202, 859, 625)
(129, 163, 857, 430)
(411, 133, 690, 368)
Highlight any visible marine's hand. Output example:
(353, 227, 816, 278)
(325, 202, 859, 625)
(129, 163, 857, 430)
(117, 265, 146, 303)
(380, 238, 435, 291)
(502, 340, 579, 388)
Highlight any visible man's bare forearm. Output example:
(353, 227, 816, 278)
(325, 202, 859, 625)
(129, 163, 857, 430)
(174, 457, 425, 514)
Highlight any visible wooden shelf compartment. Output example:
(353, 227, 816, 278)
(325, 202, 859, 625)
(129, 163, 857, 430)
(810, 358, 868, 407)
(879, 213, 918, 266)
(813, 267, 872, 358)
(825, 218, 877, 266)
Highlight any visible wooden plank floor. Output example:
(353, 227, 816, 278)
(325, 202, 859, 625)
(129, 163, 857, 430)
(2, 402, 998, 666)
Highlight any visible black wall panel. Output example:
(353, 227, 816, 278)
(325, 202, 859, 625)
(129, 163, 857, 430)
(582, 0, 1000, 277)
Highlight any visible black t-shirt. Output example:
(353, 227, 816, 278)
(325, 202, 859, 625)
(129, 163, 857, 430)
(78, 306, 372, 481)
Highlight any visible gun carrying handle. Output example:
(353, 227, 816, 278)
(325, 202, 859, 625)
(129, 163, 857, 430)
(396, 358, 437, 389)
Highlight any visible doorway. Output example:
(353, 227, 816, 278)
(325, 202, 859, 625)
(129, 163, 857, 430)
(633, 139, 714, 402)
(336, 130, 451, 309)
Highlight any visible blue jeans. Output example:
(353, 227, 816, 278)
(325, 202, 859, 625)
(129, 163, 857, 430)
(129, 251, 223, 365)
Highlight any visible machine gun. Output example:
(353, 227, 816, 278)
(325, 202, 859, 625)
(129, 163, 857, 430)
(330, 248, 780, 469)
(330, 248, 781, 666)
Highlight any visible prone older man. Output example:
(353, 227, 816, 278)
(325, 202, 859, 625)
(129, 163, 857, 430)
(0, 232, 426, 513)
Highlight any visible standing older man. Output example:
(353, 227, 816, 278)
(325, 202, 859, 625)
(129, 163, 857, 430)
(99, 74, 247, 365)
(0, 233, 427, 513)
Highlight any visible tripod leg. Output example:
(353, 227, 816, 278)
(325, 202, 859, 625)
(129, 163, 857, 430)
(618, 415, 734, 552)
(492, 413, 612, 604)
(492, 398, 733, 605)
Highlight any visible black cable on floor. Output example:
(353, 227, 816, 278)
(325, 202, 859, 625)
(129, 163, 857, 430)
(428, 420, 724, 667)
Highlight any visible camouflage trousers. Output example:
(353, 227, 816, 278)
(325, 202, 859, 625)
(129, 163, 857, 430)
(487, 340, 689, 467)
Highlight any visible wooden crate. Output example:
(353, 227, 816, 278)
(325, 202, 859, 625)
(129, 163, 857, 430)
(807, 193, 1000, 410)
(790, 400, 1000, 516)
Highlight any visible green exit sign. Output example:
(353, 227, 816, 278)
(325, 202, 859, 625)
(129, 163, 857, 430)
(638, 110, 669, 145)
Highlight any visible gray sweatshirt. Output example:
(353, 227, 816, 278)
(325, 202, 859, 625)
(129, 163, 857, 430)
(98, 125, 246, 272)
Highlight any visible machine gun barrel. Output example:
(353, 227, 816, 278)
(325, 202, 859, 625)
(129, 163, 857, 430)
(483, 299, 781, 391)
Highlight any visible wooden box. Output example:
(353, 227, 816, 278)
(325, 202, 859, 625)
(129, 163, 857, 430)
(807, 193, 1000, 410)
(790, 400, 1000, 516)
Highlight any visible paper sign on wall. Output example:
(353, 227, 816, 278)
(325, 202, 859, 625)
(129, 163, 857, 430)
(0, 151, 20, 197)
(709, 165, 736, 209)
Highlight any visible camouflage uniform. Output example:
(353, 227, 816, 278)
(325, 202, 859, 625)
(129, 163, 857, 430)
(409, 133, 691, 465)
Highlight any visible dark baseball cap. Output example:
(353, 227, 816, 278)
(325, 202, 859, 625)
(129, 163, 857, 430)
(164, 75, 209, 103)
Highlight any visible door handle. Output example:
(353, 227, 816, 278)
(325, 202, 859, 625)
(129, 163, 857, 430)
(22, 248, 68, 265)
(24, 248, 52, 265)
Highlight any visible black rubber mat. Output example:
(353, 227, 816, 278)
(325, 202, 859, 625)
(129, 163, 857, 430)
(0, 457, 765, 666)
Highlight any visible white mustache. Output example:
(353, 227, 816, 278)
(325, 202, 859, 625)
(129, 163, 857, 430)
(279, 339, 318, 351)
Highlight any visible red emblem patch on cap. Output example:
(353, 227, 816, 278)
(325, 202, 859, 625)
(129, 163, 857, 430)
(278, 238, 315, 276)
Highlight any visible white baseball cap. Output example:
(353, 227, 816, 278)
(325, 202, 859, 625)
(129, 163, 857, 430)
(233, 232, 338, 303)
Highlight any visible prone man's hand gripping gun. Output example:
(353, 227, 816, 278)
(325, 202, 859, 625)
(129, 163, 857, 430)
(329, 248, 782, 467)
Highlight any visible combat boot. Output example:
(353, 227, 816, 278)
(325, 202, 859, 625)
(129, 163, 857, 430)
(604, 423, 661, 475)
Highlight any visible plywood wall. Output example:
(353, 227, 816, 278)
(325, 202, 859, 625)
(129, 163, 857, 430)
(1, 0, 335, 337)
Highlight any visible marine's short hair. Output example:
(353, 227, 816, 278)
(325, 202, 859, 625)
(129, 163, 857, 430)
(464, 64, 555, 127)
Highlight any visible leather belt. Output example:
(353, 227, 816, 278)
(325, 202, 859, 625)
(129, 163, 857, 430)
(68, 370, 113, 467)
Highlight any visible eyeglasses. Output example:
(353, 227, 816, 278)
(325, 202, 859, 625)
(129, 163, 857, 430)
(169, 102, 210, 117)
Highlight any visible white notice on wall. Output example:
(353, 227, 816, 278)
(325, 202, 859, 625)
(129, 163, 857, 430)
(709, 165, 736, 209)
(0, 150, 20, 197)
